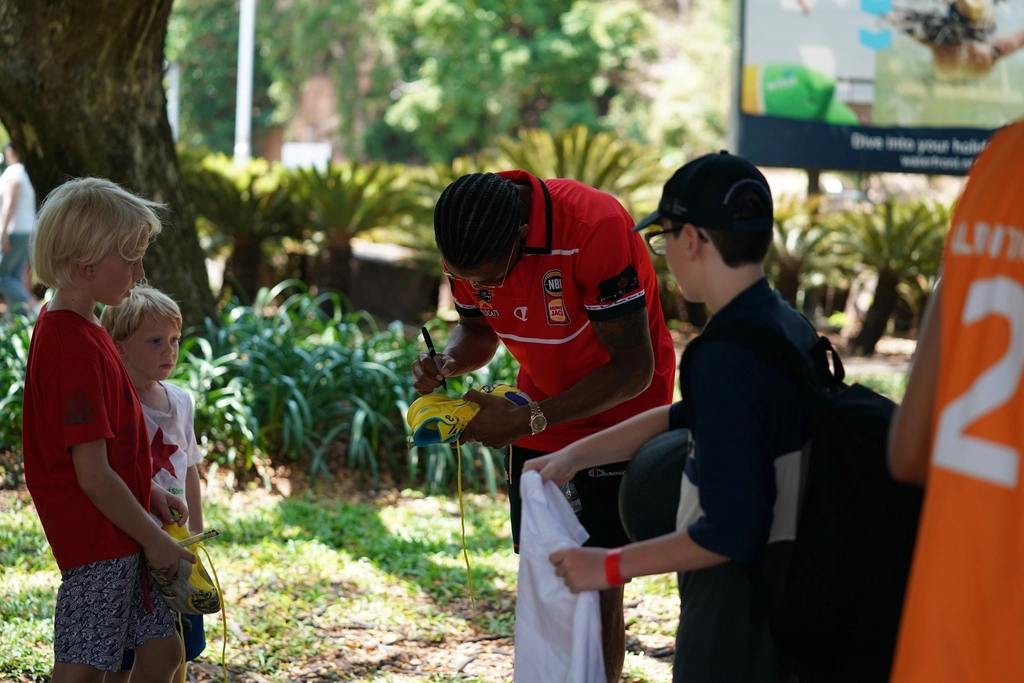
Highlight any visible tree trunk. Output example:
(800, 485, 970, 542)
(852, 270, 900, 356)
(316, 240, 353, 300)
(776, 259, 801, 307)
(0, 1, 215, 327)
(806, 169, 822, 196)
(892, 295, 914, 335)
(828, 287, 850, 316)
(802, 285, 824, 319)
(225, 238, 264, 305)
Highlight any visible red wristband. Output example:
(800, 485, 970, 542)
(605, 547, 627, 586)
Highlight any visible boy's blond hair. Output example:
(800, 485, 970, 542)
(100, 285, 182, 342)
(30, 177, 165, 290)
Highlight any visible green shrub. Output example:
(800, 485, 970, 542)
(0, 312, 31, 488)
(0, 283, 520, 493)
(175, 280, 518, 492)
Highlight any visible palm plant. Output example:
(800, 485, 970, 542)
(838, 199, 950, 355)
(294, 162, 425, 298)
(182, 154, 299, 302)
(766, 195, 836, 308)
(494, 125, 665, 214)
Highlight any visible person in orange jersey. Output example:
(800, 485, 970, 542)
(889, 118, 1024, 683)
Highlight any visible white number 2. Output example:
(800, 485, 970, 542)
(933, 276, 1024, 489)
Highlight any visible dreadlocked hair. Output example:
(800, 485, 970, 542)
(434, 173, 523, 269)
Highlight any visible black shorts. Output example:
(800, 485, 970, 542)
(504, 445, 631, 553)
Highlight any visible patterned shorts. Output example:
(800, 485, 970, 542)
(54, 553, 178, 672)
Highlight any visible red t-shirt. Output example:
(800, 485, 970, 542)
(450, 170, 676, 451)
(22, 307, 152, 571)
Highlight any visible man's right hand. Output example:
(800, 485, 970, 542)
(1, 234, 9, 255)
(144, 534, 196, 580)
(412, 351, 457, 395)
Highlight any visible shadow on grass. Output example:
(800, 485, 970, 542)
(213, 492, 516, 630)
(288, 496, 512, 604)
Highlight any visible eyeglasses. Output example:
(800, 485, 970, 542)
(443, 238, 521, 289)
(643, 224, 707, 256)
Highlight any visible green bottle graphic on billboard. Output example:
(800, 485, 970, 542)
(743, 63, 860, 125)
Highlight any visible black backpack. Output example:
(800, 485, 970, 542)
(678, 321, 924, 683)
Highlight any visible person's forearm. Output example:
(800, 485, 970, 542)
(0, 203, 12, 235)
(185, 466, 204, 534)
(562, 404, 671, 469)
(618, 527, 729, 579)
(443, 321, 500, 375)
(78, 464, 167, 548)
(539, 355, 653, 428)
(888, 284, 942, 485)
(1, 184, 19, 234)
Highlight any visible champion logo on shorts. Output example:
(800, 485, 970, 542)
(588, 468, 624, 478)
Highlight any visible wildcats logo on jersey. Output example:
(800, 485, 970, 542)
(543, 269, 570, 326)
(479, 300, 500, 318)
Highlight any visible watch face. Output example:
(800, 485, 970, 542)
(531, 414, 547, 433)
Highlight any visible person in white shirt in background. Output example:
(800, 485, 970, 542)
(0, 142, 37, 316)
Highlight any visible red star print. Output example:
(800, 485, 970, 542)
(150, 428, 179, 478)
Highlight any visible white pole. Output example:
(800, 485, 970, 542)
(234, 0, 256, 164)
(166, 62, 181, 141)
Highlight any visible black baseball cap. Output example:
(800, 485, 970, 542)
(633, 150, 774, 233)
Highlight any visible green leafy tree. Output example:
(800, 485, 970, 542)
(255, 0, 395, 159)
(376, 0, 658, 162)
(840, 200, 950, 355)
(608, 0, 732, 164)
(168, 0, 280, 154)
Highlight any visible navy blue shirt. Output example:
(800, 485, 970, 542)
(670, 278, 818, 564)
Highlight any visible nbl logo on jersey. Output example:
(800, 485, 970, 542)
(542, 269, 570, 326)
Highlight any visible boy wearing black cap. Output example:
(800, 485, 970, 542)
(525, 151, 816, 682)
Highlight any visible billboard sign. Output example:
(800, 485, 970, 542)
(735, 0, 1024, 174)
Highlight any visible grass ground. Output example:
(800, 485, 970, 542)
(0, 478, 679, 683)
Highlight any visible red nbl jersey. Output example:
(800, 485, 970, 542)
(450, 170, 676, 451)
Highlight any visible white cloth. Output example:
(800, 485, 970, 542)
(144, 382, 202, 513)
(514, 470, 606, 683)
(0, 163, 36, 235)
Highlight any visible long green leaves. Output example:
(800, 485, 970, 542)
(169, 281, 519, 492)
(0, 285, 519, 493)
(0, 313, 31, 488)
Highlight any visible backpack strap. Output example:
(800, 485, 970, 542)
(679, 321, 844, 428)
(678, 321, 846, 546)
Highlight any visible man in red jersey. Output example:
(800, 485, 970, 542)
(412, 171, 676, 682)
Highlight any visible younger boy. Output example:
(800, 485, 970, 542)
(100, 285, 207, 682)
(22, 177, 195, 683)
(526, 152, 815, 682)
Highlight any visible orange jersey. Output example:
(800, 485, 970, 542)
(892, 121, 1024, 683)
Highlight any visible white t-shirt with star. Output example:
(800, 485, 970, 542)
(144, 382, 202, 506)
